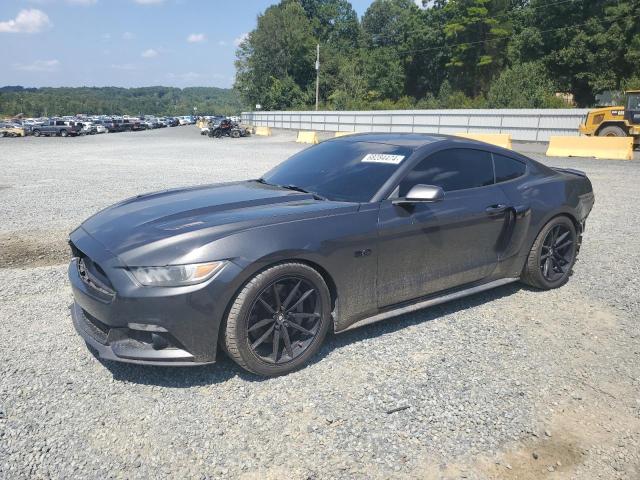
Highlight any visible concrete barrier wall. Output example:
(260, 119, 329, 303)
(242, 109, 589, 142)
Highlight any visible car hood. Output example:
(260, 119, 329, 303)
(80, 180, 357, 264)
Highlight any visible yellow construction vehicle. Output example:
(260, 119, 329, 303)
(579, 90, 640, 143)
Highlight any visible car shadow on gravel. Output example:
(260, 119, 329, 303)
(100, 282, 522, 387)
(315, 282, 523, 362)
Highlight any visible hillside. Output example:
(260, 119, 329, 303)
(0, 86, 244, 117)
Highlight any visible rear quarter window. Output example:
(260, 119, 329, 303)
(493, 153, 526, 183)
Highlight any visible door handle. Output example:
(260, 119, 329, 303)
(485, 204, 509, 214)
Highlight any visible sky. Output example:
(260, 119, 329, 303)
(0, 0, 377, 89)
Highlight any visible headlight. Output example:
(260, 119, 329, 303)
(129, 261, 225, 287)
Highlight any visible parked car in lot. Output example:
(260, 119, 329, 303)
(76, 122, 98, 135)
(123, 118, 146, 131)
(32, 119, 82, 137)
(91, 121, 108, 134)
(10, 113, 198, 138)
(99, 119, 123, 133)
(142, 117, 162, 129)
(0, 123, 26, 137)
(68, 133, 595, 376)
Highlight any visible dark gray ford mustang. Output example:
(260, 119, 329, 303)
(69, 133, 594, 376)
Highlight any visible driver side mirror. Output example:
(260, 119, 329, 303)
(392, 184, 445, 205)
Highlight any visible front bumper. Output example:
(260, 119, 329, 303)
(71, 301, 208, 366)
(68, 227, 238, 366)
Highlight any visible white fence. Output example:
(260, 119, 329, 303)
(241, 109, 589, 142)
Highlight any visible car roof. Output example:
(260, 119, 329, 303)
(330, 132, 447, 148)
(328, 132, 533, 163)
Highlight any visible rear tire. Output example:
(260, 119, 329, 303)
(60, 130, 68, 137)
(598, 125, 626, 137)
(223, 262, 332, 376)
(521, 216, 577, 290)
(231, 130, 240, 138)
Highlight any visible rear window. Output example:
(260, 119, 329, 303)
(262, 140, 412, 202)
(493, 153, 526, 183)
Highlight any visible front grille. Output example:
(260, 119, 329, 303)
(78, 258, 114, 296)
(80, 309, 110, 344)
(69, 241, 116, 299)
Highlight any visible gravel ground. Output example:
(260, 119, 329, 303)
(0, 127, 639, 479)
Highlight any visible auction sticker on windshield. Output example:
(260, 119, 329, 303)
(361, 153, 405, 164)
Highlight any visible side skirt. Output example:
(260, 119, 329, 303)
(341, 277, 519, 332)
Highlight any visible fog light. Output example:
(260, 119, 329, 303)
(151, 333, 169, 350)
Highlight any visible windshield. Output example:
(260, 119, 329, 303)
(261, 140, 412, 203)
(627, 93, 640, 110)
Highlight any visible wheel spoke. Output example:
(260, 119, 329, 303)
(288, 321, 314, 336)
(285, 289, 314, 313)
(258, 297, 275, 314)
(248, 318, 275, 332)
(282, 326, 294, 358)
(282, 280, 301, 310)
(542, 257, 552, 277)
(271, 328, 281, 362)
(272, 283, 281, 311)
(251, 324, 275, 349)
(289, 312, 320, 320)
(554, 230, 570, 246)
(555, 239, 573, 251)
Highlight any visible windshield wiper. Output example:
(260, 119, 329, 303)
(281, 184, 327, 201)
(256, 179, 326, 200)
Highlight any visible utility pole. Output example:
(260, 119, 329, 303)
(315, 43, 320, 111)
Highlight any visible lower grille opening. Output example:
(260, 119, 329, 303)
(81, 309, 110, 344)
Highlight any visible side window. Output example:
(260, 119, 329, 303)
(398, 148, 494, 195)
(493, 153, 526, 183)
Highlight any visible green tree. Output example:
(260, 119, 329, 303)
(487, 62, 564, 108)
(442, 0, 511, 96)
(300, 0, 360, 49)
(360, 0, 419, 100)
(234, 0, 317, 109)
(509, 0, 640, 106)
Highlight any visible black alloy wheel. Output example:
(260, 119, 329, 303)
(247, 277, 322, 364)
(521, 216, 577, 290)
(539, 224, 574, 282)
(223, 262, 331, 376)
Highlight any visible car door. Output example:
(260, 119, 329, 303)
(376, 147, 512, 308)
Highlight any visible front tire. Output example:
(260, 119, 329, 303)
(521, 216, 577, 290)
(598, 125, 626, 137)
(223, 263, 332, 376)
